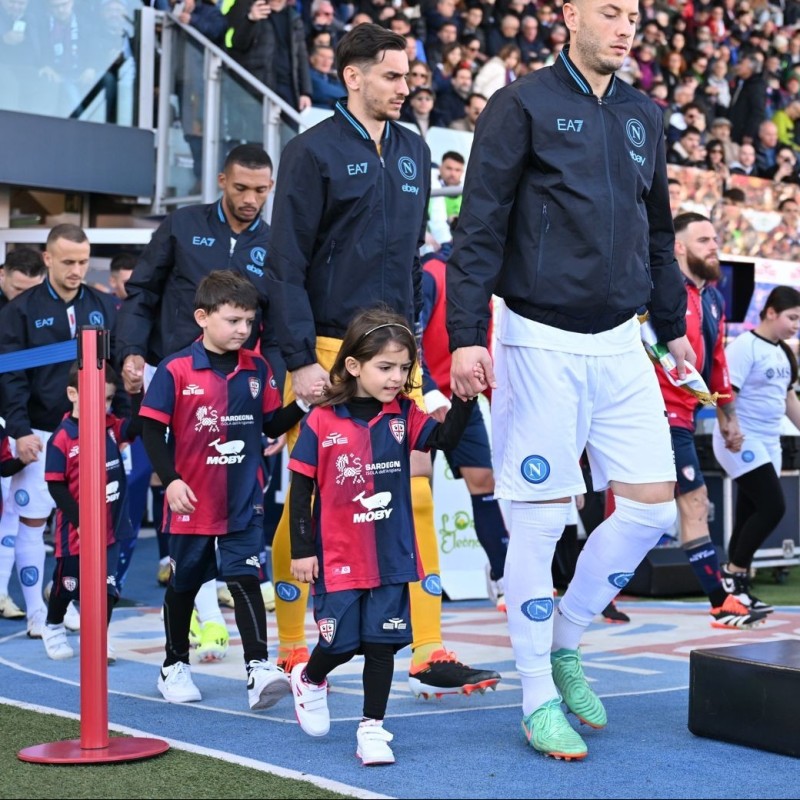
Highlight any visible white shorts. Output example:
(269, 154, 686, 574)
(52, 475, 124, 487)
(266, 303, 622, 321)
(491, 339, 676, 502)
(712, 427, 781, 479)
(8, 429, 55, 519)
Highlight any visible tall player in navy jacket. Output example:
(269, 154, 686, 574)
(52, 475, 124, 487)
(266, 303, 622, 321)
(140, 271, 321, 709)
(0, 224, 118, 639)
(287, 307, 482, 765)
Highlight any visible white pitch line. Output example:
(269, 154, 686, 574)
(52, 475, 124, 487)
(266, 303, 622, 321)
(0, 696, 393, 800)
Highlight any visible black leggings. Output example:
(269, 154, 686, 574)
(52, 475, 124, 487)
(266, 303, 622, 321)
(306, 641, 397, 721)
(730, 464, 786, 569)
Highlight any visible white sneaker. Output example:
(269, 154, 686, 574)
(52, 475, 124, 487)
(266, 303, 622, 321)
(261, 581, 276, 612)
(157, 662, 202, 703)
(64, 601, 80, 632)
(290, 662, 330, 736)
(42, 623, 74, 660)
(26, 608, 47, 639)
(247, 659, 291, 710)
(107, 642, 117, 665)
(356, 720, 395, 765)
(485, 564, 506, 611)
(0, 593, 25, 619)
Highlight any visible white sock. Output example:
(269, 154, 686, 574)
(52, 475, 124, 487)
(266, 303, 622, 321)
(15, 520, 47, 616)
(0, 509, 18, 596)
(505, 501, 572, 715)
(553, 496, 676, 651)
(194, 578, 225, 626)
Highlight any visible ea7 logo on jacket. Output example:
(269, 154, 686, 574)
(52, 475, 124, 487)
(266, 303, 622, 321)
(347, 162, 368, 175)
(35, 317, 54, 328)
(557, 118, 583, 132)
(192, 236, 215, 246)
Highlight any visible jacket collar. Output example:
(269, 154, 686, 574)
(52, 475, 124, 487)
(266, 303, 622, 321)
(334, 100, 392, 143)
(553, 46, 619, 98)
(214, 200, 262, 233)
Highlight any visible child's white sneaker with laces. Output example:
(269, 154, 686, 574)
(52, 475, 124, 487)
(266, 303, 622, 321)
(356, 719, 395, 765)
(157, 661, 202, 703)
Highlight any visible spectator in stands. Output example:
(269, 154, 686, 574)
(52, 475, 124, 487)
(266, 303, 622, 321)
(427, 150, 465, 252)
(755, 118, 780, 175)
(460, 4, 486, 53)
(407, 59, 432, 90)
(668, 126, 706, 167)
(308, 43, 343, 109)
(400, 84, 446, 138)
(730, 142, 758, 175)
(729, 53, 768, 145)
(432, 41, 464, 93)
(425, 0, 461, 52)
(307, 0, 345, 47)
(517, 15, 545, 64)
(772, 99, 800, 151)
(487, 14, 520, 57)
(632, 42, 661, 92)
(662, 50, 688, 100)
(461, 34, 487, 71)
(666, 84, 695, 142)
(473, 43, 520, 99)
(426, 20, 459, 70)
(637, 19, 668, 61)
(435, 62, 473, 126)
(389, 14, 425, 63)
(449, 91, 486, 132)
(709, 116, 740, 165)
(704, 58, 732, 117)
(228, 0, 312, 113)
(765, 144, 800, 185)
(705, 138, 731, 186)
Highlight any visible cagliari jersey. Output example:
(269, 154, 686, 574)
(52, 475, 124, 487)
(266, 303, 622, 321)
(288, 396, 438, 594)
(45, 413, 134, 558)
(140, 341, 282, 535)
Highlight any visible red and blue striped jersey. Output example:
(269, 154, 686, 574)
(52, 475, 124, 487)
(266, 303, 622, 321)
(140, 341, 282, 535)
(0, 434, 14, 521)
(288, 396, 437, 593)
(45, 413, 135, 557)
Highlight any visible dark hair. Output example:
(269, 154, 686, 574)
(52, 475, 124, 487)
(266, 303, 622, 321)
(760, 285, 800, 320)
(325, 306, 418, 405)
(194, 270, 259, 314)
(67, 360, 119, 390)
(2, 247, 45, 277)
(673, 211, 710, 233)
(722, 187, 746, 203)
(441, 150, 465, 164)
(335, 23, 407, 84)
(222, 144, 273, 173)
(466, 91, 487, 104)
(109, 251, 137, 275)
(779, 196, 800, 211)
(47, 224, 88, 248)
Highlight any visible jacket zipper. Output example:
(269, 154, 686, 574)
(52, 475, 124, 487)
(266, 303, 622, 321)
(598, 96, 616, 326)
(536, 202, 550, 278)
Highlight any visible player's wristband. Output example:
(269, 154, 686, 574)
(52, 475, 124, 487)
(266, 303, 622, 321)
(295, 397, 311, 413)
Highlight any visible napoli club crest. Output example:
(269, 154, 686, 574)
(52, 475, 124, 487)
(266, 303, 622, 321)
(248, 377, 261, 398)
(318, 617, 337, 644)
(389, 418, 405, 444)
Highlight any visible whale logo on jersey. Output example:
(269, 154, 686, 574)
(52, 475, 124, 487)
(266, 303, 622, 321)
(207, 438, 246, 465)
(106, 480, 120, 503)
(352, 490, 393, 522)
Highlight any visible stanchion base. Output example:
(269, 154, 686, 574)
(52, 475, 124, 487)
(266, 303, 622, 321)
(18, 737, 170, 764)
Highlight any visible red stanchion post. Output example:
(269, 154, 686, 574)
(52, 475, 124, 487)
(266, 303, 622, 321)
(18, 327, 169, 764)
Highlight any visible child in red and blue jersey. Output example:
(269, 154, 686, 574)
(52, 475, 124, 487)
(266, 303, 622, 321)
(288, 306, 476, 765)
(140, 270, 321, 710)
(43, 362, 142, 663)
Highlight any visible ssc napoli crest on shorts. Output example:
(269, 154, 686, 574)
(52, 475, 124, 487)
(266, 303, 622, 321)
(318, 617, 337, 644)
(62, 576, 78, 592)
(742, 450, 755, 463)
(88, 311, 105, 326)
(20, 566, 38, 587)
(1, 536, 14, 547)
(521, 597, 554, 621)
(275, 581, 302, 602)
(421, 574, 442, 596)
(520, 455, 550, 484)
(249, 377, 261, 398)
(398, 156, 417, 180)
(389, 418, 405, 444)
(608, 572, 635, 589)
(14, 489, 29, 507)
